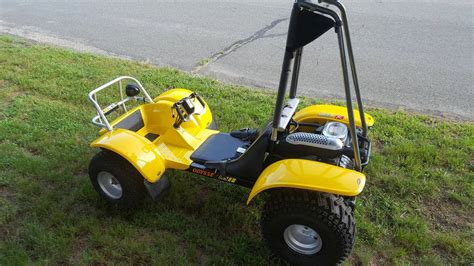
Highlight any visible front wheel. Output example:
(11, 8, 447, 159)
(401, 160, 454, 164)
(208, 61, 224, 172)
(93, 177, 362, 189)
(261, 189, 355, 265)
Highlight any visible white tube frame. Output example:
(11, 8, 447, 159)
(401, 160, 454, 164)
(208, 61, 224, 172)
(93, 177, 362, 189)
(88, 76, 154, 131)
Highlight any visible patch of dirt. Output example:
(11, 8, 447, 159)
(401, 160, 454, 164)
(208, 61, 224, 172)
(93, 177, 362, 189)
(0, 206, 27, 241)
(422, 198, 471, 232)
(352, 251, 391, 266)
(0, 184, 16, 199)
(374, 139, 384, 153)
(195, 184, 212, 203)
(0, 85, 24, 113)
(179, 184, 212, 215)
(25, 147, 41, 156)
(73, 168, 88, 178)
(69, 232, 89, 264)
(348, 253, 363, 266)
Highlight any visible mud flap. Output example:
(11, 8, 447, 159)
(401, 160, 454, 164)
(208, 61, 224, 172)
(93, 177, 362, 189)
(144, 176, 170, 201)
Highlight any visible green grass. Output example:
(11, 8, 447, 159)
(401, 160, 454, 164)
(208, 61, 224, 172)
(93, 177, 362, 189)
(0, 35, 473, 265)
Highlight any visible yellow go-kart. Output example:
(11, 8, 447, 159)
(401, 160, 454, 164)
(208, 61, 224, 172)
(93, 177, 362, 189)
(87, 0, 374, 264)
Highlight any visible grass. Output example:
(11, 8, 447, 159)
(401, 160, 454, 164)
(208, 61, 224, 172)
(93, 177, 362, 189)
(0, 35, 473, 265)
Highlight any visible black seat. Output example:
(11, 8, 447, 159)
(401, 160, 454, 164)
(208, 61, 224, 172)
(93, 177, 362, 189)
(203, 124, 272, 184)
(190, 133, 250, 164)
(224, 126, 271, 181)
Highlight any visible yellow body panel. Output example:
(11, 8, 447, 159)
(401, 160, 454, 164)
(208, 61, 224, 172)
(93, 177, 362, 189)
(293, 104, 375, 128)
(91, 129, 166, 183)
(247, 159, 366, 204)
(154, 127, 217, 169)
(91, 88, 215, 182)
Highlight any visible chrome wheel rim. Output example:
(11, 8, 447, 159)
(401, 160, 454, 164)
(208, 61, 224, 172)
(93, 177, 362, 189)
(283, 224, 322, 255)
(97, 171, 122, 199)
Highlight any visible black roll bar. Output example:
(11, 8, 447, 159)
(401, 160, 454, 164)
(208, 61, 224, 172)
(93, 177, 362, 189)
(335, 23, 362, 171)
(271, 0, 363, 171)
(271, 49, 295, 139)
(289, 48, 303, 98)
(300, 1, 362, 171)
(321, 0, 368, 137)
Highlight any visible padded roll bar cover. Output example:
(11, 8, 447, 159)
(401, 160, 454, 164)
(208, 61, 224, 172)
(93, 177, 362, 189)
(286, 3, 336, 52)
(91, 128, 166, 183)
(247, 159, 366, 204)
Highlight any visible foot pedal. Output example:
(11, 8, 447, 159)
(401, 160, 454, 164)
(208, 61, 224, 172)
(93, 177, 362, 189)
(144, 176, 170, 201)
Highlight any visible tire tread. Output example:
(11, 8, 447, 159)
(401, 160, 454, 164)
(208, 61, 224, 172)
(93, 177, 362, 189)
(89, 150, 146, 208)
(261, 189, 355, 265)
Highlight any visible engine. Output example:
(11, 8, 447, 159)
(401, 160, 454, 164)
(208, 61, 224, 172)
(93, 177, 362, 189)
(321, 122, 349, 144)
(274, 121, 356, 169)
(320, 122, 354, 169)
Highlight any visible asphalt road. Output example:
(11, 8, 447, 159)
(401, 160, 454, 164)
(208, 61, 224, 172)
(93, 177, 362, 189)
(1, 0, 472, 119)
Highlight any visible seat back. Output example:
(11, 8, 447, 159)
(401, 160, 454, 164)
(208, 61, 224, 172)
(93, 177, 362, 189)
(223, 125, 272, 181)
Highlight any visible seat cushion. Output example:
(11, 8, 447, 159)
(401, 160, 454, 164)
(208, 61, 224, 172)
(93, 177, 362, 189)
(190, 133, 249, 164)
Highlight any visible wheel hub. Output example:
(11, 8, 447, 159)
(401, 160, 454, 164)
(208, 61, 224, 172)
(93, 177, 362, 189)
(283, 224, 322, 255)
(97, 171, 123, 199)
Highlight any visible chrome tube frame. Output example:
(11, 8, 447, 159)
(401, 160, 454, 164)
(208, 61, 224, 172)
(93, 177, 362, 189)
(88, 76, 154, 131)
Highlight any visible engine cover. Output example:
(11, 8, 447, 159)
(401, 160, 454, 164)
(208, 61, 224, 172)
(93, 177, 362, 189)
(286, 132, 344, 150)
(273, 132, 344, 159)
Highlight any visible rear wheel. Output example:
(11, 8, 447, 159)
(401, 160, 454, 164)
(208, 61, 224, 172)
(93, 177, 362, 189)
(89, 150, 147, 208)
(261, 189, 355, 265)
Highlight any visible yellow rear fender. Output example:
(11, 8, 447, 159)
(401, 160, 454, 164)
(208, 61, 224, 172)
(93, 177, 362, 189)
(247, 159, 366, 204)
(91, 129, 165, 183)
(293, 104, 375, 128)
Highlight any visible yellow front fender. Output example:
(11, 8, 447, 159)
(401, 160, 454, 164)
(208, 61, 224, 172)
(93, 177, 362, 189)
(91, 129, 165, 183)
(247, 159, 366, 204)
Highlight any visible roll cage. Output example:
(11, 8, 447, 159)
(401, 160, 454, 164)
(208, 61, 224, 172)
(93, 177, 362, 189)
(271, 0, 368, 171)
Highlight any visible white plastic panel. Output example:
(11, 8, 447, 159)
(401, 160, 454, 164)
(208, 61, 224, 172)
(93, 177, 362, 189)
(277, 98, 300, 131)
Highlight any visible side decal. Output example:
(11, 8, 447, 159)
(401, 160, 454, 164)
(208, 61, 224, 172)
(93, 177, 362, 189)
(186, 163, 244, 186)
